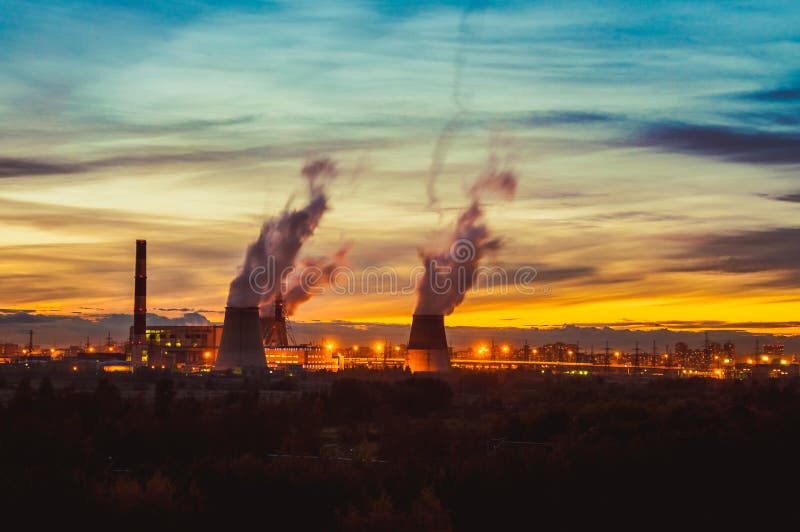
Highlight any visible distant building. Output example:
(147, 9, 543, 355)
(539, 343, 579, 362)
(0, 343, 21, 362)
(129, 325, 223, 368)
(723, 341, 736, 358)
(265, 345, 338, 371)
(763, 344, 785, 356)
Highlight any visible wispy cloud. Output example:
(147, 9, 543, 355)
(0, 157, 81, 178)
(631, 123, 800, 165)
(666, 227, 800, 285)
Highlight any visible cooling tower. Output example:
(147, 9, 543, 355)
(214, 306, 266, 371)
(406, 314, 451, 372)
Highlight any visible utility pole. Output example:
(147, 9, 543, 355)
(27, 330, 34, 356)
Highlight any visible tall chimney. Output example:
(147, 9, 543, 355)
(132, 240, 147, 359)
(215, 307, 266, 371)
(406, 314, 451, 372)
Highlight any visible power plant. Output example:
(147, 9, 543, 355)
(406, 314, 451, 372)
(214, 306, 267, 371)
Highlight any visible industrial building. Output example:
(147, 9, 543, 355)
(134, 324, 223, 369)
(262, 294, 338, 371)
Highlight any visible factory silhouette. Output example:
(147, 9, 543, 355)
(128, 239, 456, 374)
(111, 238, 794, 380)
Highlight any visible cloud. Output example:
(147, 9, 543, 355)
(739, 86, 800, 102)
(0, 311, 52, 324)
(520, 111, 618, 127)
(1, 136, 394, 180)
(631, 123, 800, 165)
(775, 193, 800, 203)
(666, 227, 800, 284)
(0, 157, 81, 178)
(571, 320, 800, 330)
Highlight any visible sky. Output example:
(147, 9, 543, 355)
(1, 0, 799, 347)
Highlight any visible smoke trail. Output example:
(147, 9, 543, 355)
(427, 4, 485, 207)
(283, 244, 351, 316)
(226, 158, 337, 308)
(415, 164, 517, 316)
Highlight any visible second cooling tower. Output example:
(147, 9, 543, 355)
(214, 306, 266, 371)
(406, 314, 451, 372)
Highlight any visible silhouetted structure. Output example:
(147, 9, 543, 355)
(406, 314, 451, 372)
(214, 307, 265, 371)
(131, 239, 147, 364)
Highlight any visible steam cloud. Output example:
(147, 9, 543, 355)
(415, 163, 517, 316)
(226, 158, 338, 310)
(283, 244, 351, 315)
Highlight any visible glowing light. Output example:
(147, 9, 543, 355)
(326, 344, 333, 350)
(376, 344, 383, 352)
(502, 345, 510, 353)
(50, 348, 55, 354)
(614, 352, 621, 357)
(72, 365, 78, 372)
(761, 355, 770, 362)
(203, 351, 211, 359)
(780, 359, 788, 365)
(747, 358, 755, 364)
(353, 345, 359, 352)
(723, 358, 730, 364)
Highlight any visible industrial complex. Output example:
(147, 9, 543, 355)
(1, 239, 797, 380)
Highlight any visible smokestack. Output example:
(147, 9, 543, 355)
(406, 314, 451, 372)
(215, 307, 266, 371)
(133, 239, 146, 347)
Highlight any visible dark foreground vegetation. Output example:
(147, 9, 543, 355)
(1, 372, 799, 530)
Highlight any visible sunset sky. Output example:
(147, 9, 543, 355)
(2, 0, 799, 342)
